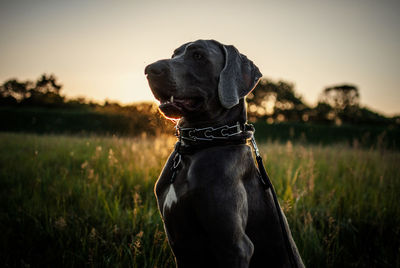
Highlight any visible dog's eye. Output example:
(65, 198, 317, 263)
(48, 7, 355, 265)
(193, 52, 203, 60)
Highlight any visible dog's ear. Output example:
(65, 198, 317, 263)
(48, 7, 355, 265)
(218, 45, 262, 109)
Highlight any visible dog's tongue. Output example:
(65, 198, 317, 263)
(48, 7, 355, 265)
(159, 100, 184, 118)
(158, 97, 201, 118)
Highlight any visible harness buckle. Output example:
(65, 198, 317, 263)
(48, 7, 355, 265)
(250, 136, 260, 158)
(172, 153, 182, 169)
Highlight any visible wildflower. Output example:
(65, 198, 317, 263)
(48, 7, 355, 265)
(88, 169, 94, 179)
(108, 148, 118, 165)
(130, 230, 144, 256)
(113, 224, 119, 235)
(81, 161, 88, 169)
(286, 140, 293, 154)
(89, 227, 97, 242)
(133, 239, 141, 254)
(304, 212, 313, 226)
(136, 230, 144, 238)
(93, 145, 103, 159)
(131, 143, 136, 152)
(154, 230, 164, 244)
(133, 192, 142, 206)
(54, 217, 67, 230)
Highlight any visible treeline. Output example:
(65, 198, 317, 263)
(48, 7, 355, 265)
(247, 79, 399, 126)
(1, 74, 398, 125)
(1, 74, 399, 148)
(0, 74, 173, 135)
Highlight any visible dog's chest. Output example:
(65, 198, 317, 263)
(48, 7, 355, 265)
(162, 184, 178, 215)
(156, 165, 191, 219)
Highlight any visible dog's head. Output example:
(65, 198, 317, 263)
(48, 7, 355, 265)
(145, 39, 262, 122)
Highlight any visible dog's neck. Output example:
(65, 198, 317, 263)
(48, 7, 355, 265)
(178, 99, 247, 129)
(175, 99, 251, 152)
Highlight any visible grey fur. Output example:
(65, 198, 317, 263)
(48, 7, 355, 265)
(145, 39, 305, 268)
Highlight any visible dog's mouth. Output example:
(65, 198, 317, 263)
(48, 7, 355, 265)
(146, 74, 205, 118)
(158, 95, 203, 119)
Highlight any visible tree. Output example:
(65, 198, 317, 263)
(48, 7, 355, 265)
(22, 74, 64, 106)
(34, 74, 62, 95)
(307, 102, 335, 123)
(246, 78, 308, 122)
(319, 84, 359, 110)
(0, 79, 30, 101)
(319, 84, 360, 124)
(0, 74, 64, 107)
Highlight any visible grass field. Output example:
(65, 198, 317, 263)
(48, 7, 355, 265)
(0, 132, 399, 267)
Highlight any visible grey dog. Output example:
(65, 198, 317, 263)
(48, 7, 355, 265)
(145, 39, 304, 268)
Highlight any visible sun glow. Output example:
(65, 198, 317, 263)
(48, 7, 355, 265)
(0, 0, 399, 114)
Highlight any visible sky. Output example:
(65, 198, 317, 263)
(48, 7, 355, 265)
(0, 0, 399, 115)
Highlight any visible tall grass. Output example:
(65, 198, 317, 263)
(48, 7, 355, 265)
(0, 133, 399, 267)
(261, 142, 400, 267)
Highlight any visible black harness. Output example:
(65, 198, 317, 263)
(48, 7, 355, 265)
(169, 122, 299, 268)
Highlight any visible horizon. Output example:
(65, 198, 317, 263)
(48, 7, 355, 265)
(1, 0, 399, 116)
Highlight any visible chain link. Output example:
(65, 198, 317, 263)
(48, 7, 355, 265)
(177, 122, 243, 141)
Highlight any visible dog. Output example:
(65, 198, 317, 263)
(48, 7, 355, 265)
(145, 39, 304, 268)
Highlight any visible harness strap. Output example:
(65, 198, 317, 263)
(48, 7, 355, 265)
(251, 136, 299, 268)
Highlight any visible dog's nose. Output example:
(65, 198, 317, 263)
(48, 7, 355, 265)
(145, 62, 166, 76)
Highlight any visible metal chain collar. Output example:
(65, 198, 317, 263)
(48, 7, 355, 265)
(176, 122, 245, 142)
